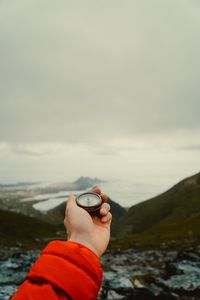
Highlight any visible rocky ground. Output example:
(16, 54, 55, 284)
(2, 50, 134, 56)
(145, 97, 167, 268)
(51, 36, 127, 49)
(99, 247, 200, 300)
(0, 247, 40, 300)
(1, 247, 200, 300)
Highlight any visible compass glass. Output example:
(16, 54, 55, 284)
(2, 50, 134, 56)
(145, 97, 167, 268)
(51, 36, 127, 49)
(77, 193, 101, 207)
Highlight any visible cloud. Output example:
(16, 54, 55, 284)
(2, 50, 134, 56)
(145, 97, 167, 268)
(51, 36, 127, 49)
(0, 0, 200, 147)
(11, 144, 54, 156)
(0, 142, 57, 156)
(178, 145, 200, 152)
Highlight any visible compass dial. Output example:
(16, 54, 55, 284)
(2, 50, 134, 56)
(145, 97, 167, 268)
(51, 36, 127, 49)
(77, 192, 101, 207)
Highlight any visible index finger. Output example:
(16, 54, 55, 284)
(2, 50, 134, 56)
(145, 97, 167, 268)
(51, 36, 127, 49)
(91, 187, 108, 202)
(101, 194, 109, 202)
(91, 187, 101, 195)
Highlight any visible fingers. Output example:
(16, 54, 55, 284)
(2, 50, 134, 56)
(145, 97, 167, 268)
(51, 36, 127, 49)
(100, 202, 112, 223)
(101, 212, 112, 223)
(100, 202, 110, 216)
(91, 187, 108, 202)
(91, 187, 101, 194)
(91, 188, 110, 222)
(101, 194, 109, 202)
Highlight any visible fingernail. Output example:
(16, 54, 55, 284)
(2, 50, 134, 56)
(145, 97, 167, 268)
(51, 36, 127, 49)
(102, 216, 108, 222)
(101, 208, 107, 214)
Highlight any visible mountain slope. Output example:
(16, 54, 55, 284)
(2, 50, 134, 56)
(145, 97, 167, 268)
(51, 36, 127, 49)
(114, 172, 200, 248)
(0, 209, 59, 248)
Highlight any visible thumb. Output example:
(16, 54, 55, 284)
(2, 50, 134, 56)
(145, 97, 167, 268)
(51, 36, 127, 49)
(67, 195, 77, 206)
(66, 195, 77, 213)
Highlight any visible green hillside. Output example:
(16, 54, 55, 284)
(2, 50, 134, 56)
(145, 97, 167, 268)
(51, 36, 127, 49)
(113, 172, 200, 249)
(0, 196, 126, 249)
(0, 209, 60, 248)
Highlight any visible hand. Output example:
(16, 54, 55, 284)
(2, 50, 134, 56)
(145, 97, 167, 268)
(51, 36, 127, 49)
(64, 188, 112, 257)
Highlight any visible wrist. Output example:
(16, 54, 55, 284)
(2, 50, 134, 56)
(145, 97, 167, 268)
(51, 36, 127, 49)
(68, 236, 99, 257)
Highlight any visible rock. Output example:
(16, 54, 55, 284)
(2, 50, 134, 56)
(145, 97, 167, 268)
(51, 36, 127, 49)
(156, 251, 200, 293)
(157, 260, 200, 292)
(0, 285, 18, 300)
(176, 251, 200, 262)
(106, 290, 125, 299)
(149, 283, 178, 300)
(134, 279, 145, 288)
(0, 247, 40, 299)
(126, 288, 155, 300)
(101, 249, 200, 299)
(1, 247, 200, 300)
(103, 272, 134, 292)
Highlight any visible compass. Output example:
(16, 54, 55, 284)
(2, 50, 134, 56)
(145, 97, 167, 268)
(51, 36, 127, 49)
(76, 192, 102, 214)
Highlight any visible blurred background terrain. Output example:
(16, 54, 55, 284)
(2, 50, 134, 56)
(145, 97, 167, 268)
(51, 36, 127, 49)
(1, 173, 200, 299)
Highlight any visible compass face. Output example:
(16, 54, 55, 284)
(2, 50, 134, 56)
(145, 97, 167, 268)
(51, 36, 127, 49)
(76, 192, 102, 208)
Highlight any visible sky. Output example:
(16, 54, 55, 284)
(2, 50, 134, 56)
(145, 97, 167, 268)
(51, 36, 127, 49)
(0, 0, 200, 185)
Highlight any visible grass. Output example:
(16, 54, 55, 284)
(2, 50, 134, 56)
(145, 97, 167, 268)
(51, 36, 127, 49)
(0, 209, 63, 249)
(110, 172, 200, 250)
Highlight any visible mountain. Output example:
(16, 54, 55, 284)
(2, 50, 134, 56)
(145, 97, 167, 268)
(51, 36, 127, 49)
(73, 176, 104, 189)
(113, 172, 200, 249)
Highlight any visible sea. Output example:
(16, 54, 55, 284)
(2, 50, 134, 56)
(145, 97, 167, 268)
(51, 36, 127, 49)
(15, 173, 188, 211)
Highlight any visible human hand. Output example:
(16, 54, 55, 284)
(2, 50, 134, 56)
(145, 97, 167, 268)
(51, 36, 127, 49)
(64, 188, 112, 257)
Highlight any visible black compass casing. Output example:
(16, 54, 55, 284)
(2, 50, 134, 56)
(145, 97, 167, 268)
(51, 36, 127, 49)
(76, 192, 102, 214)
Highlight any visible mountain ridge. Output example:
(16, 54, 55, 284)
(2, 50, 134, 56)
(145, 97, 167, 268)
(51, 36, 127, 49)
(112, 171, 200, 249)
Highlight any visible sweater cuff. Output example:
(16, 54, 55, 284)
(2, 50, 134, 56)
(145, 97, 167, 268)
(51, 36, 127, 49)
(27, 240, 103, 300)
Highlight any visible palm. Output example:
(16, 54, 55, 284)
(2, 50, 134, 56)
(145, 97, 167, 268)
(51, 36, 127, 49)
(66, 205, 110, 257)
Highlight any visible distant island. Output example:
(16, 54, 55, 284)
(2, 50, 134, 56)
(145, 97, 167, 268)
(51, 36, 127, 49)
(73, 176, 104, 189)
(0, 181, 40, 189)
(0, 176, 104, 192)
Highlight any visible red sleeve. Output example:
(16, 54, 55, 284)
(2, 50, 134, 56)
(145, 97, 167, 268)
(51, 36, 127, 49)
(11, 241, 103, 300)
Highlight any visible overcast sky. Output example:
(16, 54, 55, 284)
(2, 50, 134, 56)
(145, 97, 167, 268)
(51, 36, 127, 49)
(0, 0, 200, 184)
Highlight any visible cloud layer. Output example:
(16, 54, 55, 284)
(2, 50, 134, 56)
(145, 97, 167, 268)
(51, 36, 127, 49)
(1, 0, 200, 146)
(0, 1, 200, 183)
